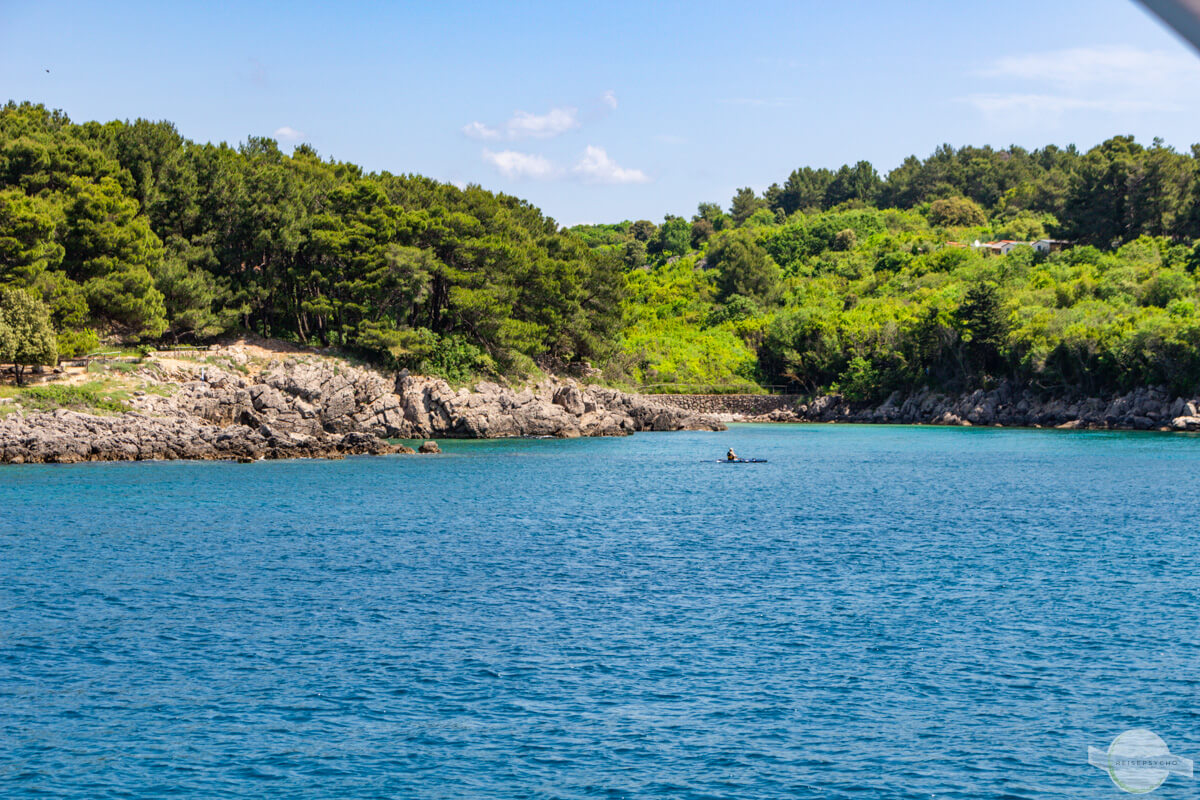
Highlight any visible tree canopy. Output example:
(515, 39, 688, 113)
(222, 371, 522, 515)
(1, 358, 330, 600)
(7, 100, 1200, 399)
(0, 101, 623, 375)
(0, 285, 57, 384)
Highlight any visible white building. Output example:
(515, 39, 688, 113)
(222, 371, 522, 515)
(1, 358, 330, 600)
(971, 239, 1069, 256)
(972, 239, 1023, 256)
(1032, 239, 1069, 254)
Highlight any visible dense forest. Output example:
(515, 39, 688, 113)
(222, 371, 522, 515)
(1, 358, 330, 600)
(576, 138, 1200, 396)
(4, 100, 1200, 397)
(0, 101, 622, 380)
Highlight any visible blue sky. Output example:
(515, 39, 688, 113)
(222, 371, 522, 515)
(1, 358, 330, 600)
(3, 0, 1199, 225)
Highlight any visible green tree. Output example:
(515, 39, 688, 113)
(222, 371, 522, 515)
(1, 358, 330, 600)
(0, 102, 126, 195)
(954, 283, 1008, 376)
(928, 196, 987, 227)
(824, 161, 881, 207)
(1134, 138, 1192, 238)
(629, 219, 656, 242)
(0, 189, 62, 285)
(622, 238, 647, 269)
(832, 229, 857, 251)
(766, 167, 834, 216)
(994, 211, 1052, 241)
(690, 218, 715, 248)
(693, 202, 729, 231)
(759, 307, 842, 392)
(1185, 240, 1200, 274)
(650, 215, 691, 258)
(58, 176, 168, 336)
(729, 187, 766, 226)
(835, 356, 883, 401)
(0, 286, 57, 384)
(153, 252, 242, 341)
(1062, 136, 1143, 247)
(708, 230, 782, 304)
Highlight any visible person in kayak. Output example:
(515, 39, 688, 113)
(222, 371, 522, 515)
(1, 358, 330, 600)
(726, 448, 738, 461)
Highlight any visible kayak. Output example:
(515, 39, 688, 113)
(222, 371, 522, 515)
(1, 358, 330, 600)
(715, 458, 767, 463)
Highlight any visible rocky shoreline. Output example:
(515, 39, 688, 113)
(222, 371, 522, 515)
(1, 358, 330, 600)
(12, 347, 1196, 466)
(651, 383, 1200, 432)
(0, 357, 723, 465)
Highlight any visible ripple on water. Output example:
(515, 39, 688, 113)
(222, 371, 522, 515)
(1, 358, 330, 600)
(1, 425, 1199, 799)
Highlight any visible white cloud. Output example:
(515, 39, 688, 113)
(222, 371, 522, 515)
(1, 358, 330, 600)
(273, 126, 304, 141)
(601, 90, 618, 110)
(462, 121, 501, 140)
(477, 142, 649, 185)
(573, 145, 649, 184)
(966, 46, 1200, 118)
(462, 106, 580, 141)
(981, 45, 1200, 90)
(505, 107, 579, 139)
(482, 149, 557, 180)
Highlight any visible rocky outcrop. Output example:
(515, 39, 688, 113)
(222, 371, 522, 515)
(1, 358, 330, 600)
(647, 384, 1200, 431)
(392, 375, 722, 439)
(0, 357, 722, 464)
(0, 408, 396, 465)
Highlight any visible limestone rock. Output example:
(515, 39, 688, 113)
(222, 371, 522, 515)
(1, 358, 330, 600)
(0, 352, 717, 464)
(552, 384, 586, 415)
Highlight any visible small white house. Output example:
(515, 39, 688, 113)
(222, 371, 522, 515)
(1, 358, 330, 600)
(1032, 239, 1068, 254)
(972, 239, 1023, 256)
(969, 238, 1069, 256)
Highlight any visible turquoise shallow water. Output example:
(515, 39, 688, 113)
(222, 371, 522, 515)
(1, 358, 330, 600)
(2, 423, 1199, 798)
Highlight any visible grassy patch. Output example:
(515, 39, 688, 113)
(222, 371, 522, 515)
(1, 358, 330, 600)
(17, 382, 129, 413)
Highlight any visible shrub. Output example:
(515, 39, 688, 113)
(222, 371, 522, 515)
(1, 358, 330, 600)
(18, 383, 126, 412)
(419, 333, 492, 383)
(834, 356, 883, 402)
(928, 196, 987, 227)
(705, 294, 762, 327)
(57, 328, 100, 358)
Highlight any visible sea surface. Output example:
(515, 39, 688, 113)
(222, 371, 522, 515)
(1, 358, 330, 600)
(2, 423, 1199, 799)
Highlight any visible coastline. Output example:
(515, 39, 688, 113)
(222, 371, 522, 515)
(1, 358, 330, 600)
(0, 345, 722, 465)
(646, 384, 1200, 432)
(9, 340, 1200, 468)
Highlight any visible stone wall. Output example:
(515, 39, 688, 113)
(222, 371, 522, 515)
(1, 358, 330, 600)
(640, 394, 801, 416)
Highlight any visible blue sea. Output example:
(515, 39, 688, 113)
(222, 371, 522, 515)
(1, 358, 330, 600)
(2, 424, 1199, 799)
